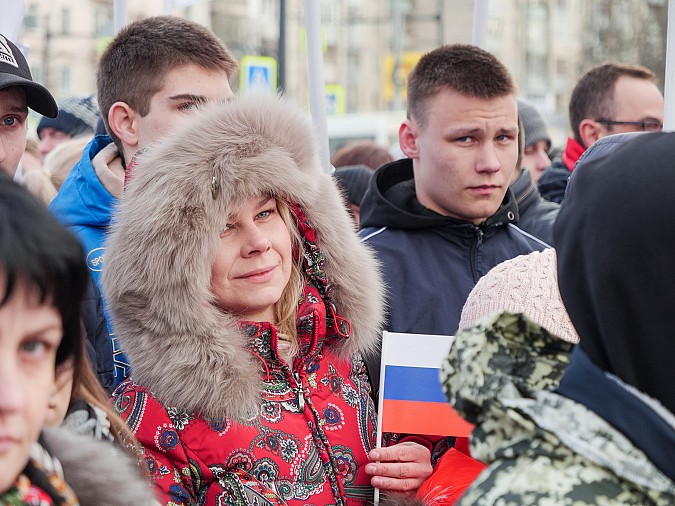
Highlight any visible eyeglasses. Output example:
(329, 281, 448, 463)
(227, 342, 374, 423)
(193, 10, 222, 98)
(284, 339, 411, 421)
(595, 119, 662, 132)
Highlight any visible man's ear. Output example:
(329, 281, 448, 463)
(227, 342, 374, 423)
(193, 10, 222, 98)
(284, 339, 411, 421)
(578, 119, 603, 148)
(108, 102, 140, 150)
(399, 119, 419, 159)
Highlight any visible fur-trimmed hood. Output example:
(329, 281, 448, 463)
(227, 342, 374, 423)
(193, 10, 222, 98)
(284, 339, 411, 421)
(102, 96, 385, 422)
(42, 428, 156, 505)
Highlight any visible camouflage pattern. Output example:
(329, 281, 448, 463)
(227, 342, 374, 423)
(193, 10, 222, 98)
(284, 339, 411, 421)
(441, 312, 675, 505)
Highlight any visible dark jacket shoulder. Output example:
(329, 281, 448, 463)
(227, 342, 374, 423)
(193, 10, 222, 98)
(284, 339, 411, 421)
(511, 169, 558, 245)
(538, 158, 571, 204)
(81, 270, 115, 393)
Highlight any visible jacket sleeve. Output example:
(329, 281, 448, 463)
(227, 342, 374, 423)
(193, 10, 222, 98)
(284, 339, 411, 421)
(81, 275, 115, 393)
(383, 432, 449, 465)
(416, 448, 486, 505)
(113, 383, 285, 505)
(113, 385, 199, 505)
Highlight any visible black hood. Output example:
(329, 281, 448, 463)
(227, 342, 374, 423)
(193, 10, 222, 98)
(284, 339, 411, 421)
(555, 131, 675, 415)
(359, 158, 519, 230)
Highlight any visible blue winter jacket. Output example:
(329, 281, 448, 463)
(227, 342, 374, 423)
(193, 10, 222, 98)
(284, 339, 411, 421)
(50, 136, 129, 384)
(359, 158, 548, 397)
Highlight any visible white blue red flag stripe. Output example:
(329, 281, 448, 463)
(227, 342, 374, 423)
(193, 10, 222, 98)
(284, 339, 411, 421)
(376, 332, 473, 441)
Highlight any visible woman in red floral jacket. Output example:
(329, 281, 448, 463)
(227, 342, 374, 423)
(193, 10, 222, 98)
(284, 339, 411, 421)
(103, 96, 431, 505)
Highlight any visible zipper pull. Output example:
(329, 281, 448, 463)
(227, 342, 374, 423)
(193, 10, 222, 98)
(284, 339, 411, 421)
(294, 372, 305, 411)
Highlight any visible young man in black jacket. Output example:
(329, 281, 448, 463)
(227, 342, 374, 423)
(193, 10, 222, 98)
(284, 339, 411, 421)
(360, 44, 547, 395)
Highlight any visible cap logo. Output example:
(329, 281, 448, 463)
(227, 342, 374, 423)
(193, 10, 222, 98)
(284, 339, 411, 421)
(0, 35, 19, 68)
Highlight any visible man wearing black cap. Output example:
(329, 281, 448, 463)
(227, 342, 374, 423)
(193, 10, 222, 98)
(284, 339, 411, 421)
(0, 34, 57, 176)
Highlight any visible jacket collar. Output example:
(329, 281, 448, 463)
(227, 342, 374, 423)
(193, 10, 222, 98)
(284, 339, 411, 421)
(561, 137, 586, 171)
(443, 313, 675, 495)
(557, 347, 675, 482)
(361, 158, 519, 230)
(510, 168, 539, 212)
(49, 135, 117, 229)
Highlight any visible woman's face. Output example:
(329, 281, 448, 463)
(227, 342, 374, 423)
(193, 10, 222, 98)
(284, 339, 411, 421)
(211, 196, 293, 322)
(0, 282, 61, 492)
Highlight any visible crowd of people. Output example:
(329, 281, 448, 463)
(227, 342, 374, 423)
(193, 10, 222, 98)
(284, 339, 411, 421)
(0, 12, 672, 506)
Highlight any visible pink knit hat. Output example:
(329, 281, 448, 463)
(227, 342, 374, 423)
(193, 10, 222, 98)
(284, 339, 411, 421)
(459, 249, 579, 343)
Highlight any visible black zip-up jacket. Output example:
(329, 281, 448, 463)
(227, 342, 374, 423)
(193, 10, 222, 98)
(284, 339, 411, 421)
(538, 157, 570, 204)
(511, 168, 559, 245)
(359, 159, 547, 397)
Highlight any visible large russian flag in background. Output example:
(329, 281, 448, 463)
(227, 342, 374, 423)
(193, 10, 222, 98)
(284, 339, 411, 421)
(376, 332, 474, 441)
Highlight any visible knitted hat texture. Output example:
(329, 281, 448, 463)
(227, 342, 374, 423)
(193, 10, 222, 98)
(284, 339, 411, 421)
(333, 164, 373, 206)
(37, 94, 99, 138)
(459, 249, 579, 343)
(518, 100, 552, 150)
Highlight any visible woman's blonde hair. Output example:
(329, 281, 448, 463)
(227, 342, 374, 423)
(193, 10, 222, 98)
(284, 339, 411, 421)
(68, 342, 141, 455)
(20, 169, 57, 206)
(273, 199, 304, 358)
(44, 137, 89, 190)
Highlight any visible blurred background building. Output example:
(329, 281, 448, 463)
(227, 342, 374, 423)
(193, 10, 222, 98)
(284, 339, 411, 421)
(16, 0, 669, 152)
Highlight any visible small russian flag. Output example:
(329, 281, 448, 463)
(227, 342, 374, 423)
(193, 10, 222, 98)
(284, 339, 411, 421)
(377, 332, 473, 438)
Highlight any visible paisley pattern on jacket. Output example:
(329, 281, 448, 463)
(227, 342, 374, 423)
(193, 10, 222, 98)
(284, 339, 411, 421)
(441, 312, 675, 506)
(113, 283, 377, 506)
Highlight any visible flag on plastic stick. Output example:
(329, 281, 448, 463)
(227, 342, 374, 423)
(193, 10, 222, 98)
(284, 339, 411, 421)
(376, 332, 474, 440)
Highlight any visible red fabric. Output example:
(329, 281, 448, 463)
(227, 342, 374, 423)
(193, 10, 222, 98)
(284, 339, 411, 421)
(123, 148, 146, 191)
(113, 284, 377, 505)
(561, 137, 586, 171)
(416, 448, 486, 505)
(453, 437, 471, 457)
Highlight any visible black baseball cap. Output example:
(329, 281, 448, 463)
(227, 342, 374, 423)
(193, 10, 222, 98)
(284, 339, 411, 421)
(0, 33, 57, 118)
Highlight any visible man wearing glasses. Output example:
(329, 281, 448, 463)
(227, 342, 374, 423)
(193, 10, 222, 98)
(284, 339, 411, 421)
(539, 62, 663, 204)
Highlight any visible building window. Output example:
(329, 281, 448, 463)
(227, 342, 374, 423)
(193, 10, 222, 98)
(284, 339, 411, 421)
(556, 58, 567, 75)
(61, 66, 72, 93)
(262, 0, 277, 17)
(94, 7, 113, 37)
(24, 4, 40, 31)
(61, 7, 71, 35)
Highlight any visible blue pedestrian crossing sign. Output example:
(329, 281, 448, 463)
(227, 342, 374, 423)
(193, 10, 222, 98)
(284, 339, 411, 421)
(325, 84, 345, 115)
(240, 56, 277, 95)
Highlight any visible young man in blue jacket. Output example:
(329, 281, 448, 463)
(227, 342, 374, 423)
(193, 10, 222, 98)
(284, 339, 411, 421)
(360, 44, 547, 395)
(50, 16, 237, 382)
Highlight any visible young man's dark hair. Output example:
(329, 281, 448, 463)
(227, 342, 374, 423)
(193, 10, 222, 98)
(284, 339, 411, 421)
(406, 44, 516, 128)
(97, 15, 238, 154)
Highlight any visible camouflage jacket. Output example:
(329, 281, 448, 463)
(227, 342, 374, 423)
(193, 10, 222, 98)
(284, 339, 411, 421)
(441, 312, 675, 505)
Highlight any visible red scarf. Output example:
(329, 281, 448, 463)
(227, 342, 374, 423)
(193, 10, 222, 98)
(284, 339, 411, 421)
(561, 137, 586, 171)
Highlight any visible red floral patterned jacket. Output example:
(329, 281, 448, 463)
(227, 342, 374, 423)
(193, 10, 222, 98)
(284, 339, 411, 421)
(113, 284, 377, 506)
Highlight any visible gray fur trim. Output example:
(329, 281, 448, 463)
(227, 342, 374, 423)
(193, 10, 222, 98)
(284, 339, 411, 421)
(102, 96, 385, 421)
(42, 427, 156, 505)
